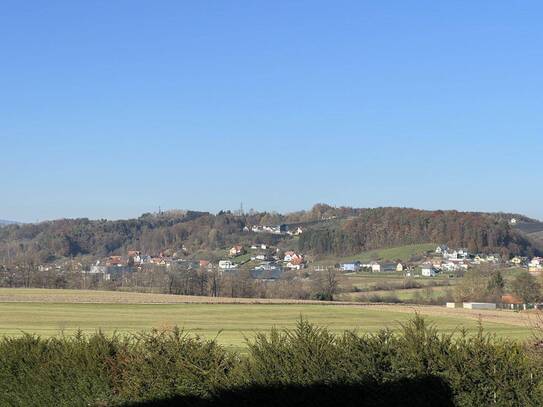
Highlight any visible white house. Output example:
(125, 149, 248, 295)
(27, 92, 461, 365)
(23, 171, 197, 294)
(421, 264, 437, 277)
(286, 260, 305, 270)
(511, 256, 523, 265)
(396, 263, 404, 272)
(370, 262, 381, 273)
(435, 245, 448, 255)
(529, 258, 543, 272)
(219, 260, 238, 270)
(340, 262, 360, 272)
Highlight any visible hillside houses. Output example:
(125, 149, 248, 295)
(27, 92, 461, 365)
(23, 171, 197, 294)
(357, 262, 398, 273)
(229, 245, 245, 257)
(283, 251, 303, 263)
(249, 224, 287, 235)
(340, 262, 360, 272)
(250, 244, 268, 250)
(282, 251, 305, 270)
(286, 257, 305, 270)
(218, 260, 238, 270)
(421, 263, 438, 277)
(339, 261, 405, 273)
(529, 258, 543, 273)
(510, 256, 528, 266)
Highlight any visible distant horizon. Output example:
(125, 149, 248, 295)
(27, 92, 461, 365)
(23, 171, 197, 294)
(4, 203, 541, 225)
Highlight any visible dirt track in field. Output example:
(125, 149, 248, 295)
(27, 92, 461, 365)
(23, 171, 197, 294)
(367, 304, 537, 328)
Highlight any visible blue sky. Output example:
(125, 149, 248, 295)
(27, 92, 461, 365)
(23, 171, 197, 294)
(1, 1, 542, 222)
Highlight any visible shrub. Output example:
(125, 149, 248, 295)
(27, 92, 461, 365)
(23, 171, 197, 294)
(0, 318, 541, 406)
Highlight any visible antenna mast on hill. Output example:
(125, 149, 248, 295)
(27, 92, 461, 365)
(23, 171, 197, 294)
(239, 202, 244, 216)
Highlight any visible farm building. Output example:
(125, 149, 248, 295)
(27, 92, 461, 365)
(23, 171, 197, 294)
(463, 302, 496, 310)
(446, 302, 462, 308)
(340, 262, 361, 272)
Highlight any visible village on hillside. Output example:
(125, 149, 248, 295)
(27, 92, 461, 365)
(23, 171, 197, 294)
(28, 220, 543, 285)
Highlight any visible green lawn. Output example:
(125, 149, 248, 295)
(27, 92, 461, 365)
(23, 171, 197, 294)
(0, 302, 533, 351)
(342, 271, 454, 290)
(316, 243, 436, 265)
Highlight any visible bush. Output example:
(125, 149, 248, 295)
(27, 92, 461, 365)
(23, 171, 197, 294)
(0, 318, 541, 406)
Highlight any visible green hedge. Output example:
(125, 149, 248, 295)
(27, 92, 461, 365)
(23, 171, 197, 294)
(0, 316, 541, 406)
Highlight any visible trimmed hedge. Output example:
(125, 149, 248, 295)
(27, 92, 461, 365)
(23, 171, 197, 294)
(0, 316, 541, 406)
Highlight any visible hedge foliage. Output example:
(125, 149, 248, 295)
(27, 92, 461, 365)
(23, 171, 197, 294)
(0, 316, 541, 406)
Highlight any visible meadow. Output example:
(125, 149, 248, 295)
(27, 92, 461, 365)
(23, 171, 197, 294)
(315, 243, 437, 265)
(0, 288, 535, 350)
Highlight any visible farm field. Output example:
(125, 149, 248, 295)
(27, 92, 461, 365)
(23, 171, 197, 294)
(315, 243, 437, 266)
(338, 285, 454, 302)
(0, 289, 536, 350)
(342, 271, 454, 288)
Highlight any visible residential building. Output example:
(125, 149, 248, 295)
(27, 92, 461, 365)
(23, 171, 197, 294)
(340, 262, 361, 272)
(529, 257, 543, 273)
(219, 260, 238, 270)
(106, 256, 124, 266)
(283, 251, 303, 262)
(510, 256, 523, 266)
(421, 263, 438, 277)
(435, 245, 449, 255)
(286, 257, 305, 270)
(229, 245, 244, 257)
(370, 262, 381, 273)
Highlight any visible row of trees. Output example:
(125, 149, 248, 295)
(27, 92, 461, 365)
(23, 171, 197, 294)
(454, 266, 542, 304)
(0, 263, 343, 301)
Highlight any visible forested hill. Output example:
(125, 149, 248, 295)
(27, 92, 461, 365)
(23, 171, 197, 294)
(0, 205, 540, 263)
(298, 208, 541, 258)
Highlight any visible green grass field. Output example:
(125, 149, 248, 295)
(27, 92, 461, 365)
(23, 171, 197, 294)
(0, 301, 534, 351)
(316, 243, 436, 265)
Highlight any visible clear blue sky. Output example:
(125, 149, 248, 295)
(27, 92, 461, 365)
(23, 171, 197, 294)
(1, 1, 542, 222)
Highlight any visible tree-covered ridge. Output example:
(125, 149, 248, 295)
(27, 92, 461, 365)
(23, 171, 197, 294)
(298, 207, 540, 258)
(0, 205, 540, 263)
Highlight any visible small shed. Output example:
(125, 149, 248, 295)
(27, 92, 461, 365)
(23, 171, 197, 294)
(446, 302, 462, 308)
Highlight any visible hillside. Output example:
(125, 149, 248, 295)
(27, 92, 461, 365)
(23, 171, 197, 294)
(0, 205, 540, 264)
(298, 207, 540, 258)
